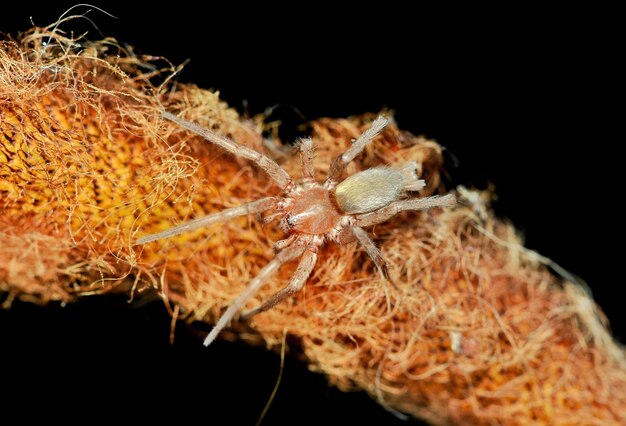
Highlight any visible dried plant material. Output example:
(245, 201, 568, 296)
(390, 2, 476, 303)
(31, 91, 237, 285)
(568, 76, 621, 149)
(1, 23, 625, 425)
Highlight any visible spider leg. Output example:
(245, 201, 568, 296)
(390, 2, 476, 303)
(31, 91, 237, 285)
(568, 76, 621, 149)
(241, 248, 318, 319)
(351, 226, 391, 281)
(135, 196, 278, 244)
(163, 111, 294, 191)
(203, 244, 306, 346)
(356, 194, 456, 228)
(325, 115, 389, 187)
(298, 137, 316, 183)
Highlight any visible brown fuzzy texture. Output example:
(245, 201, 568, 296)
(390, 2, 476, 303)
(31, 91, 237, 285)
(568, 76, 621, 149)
(2, 26, 626, 425)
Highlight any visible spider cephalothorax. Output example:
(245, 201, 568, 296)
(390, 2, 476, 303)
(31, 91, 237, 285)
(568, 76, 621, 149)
(137, 112, 455, 346)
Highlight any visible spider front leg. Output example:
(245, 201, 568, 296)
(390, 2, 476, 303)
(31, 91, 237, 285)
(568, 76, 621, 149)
(203, 244, 306, 346)
(241, 246, 318, 319)
(162, 111, 294, 191)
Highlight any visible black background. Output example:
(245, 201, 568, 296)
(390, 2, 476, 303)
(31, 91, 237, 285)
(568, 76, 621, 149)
(1, 3, 622, 425)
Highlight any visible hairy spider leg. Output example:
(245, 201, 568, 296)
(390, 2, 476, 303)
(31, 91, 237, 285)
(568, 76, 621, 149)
(162, 111, 294, 191)
(356, 195, 457, 228)
(135, 197, 277, 244)
(351, 226, 390, 281)
(203, 244, 306, 346)
(325, 115, 389, 187)
(241, 245, 319, 319)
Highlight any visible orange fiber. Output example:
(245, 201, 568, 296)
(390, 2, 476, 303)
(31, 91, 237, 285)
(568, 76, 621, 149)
(1, 25, 625, 425)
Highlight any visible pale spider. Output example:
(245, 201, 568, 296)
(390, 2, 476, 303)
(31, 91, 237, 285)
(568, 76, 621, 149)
(137, 112, 455, 346)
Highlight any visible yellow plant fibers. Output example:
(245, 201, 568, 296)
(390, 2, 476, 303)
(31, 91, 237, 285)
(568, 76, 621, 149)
(2, 27, 626, 425)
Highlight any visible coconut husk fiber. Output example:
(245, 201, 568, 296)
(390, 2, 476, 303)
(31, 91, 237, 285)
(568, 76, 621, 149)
(2, 25, 626, 425)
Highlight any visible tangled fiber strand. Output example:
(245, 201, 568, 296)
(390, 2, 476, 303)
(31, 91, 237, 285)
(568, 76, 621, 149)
(1, 25, 625, 425)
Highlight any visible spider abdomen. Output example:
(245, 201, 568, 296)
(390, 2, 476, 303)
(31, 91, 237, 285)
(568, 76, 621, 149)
(285, 187, 342, 235)
(334, 167, 405, 214)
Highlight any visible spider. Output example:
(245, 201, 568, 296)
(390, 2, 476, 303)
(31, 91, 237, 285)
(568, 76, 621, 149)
(137, 112, 455, 346)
